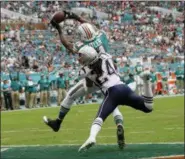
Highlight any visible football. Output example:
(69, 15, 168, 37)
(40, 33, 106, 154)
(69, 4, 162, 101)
(52, 11, 65, 23)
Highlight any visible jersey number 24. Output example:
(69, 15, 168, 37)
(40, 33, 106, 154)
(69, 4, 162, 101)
(96, 60, 115, 85)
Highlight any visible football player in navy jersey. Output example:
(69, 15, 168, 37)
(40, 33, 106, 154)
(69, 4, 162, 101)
(72, 46, 154, 152)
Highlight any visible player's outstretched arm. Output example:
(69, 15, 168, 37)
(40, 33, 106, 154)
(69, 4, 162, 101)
(64, 10, 99, 28)
(64, 10, 89, 24)
(50, 19, 75, 54)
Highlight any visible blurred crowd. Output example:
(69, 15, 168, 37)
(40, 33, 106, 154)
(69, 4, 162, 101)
(1, 1, 184, 111)
(1, 63, 184, 111)
(1, 1, 184, 24)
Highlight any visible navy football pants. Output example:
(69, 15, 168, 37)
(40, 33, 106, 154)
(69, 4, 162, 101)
(96, 84, 152, 121)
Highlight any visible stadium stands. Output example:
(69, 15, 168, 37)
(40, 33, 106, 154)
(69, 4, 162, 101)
(0, 1, 184, 111)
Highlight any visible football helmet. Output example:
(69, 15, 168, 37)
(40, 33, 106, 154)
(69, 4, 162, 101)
(78, 45, 98, 66)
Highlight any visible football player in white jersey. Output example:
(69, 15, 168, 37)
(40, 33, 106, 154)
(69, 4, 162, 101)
(44, 11, 125, 149)
(75, 46, 154, 152)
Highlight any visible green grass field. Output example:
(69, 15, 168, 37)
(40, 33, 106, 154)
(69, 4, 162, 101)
(1, 96, 184, 159)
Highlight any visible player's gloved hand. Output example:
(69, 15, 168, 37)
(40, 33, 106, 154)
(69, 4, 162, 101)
(50, 19, 60, 30)
(64, 10, 80, 21)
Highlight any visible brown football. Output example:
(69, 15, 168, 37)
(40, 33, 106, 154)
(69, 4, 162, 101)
(52, 11, 65, 23)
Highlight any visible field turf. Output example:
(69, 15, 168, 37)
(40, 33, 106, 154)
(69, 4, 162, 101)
(1, 96, 184, 159)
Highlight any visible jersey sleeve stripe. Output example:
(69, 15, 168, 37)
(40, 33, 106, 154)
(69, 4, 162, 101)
(82, 25, 92, 39)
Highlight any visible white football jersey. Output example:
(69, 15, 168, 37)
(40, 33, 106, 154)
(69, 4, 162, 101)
(84, 53, 123, 93)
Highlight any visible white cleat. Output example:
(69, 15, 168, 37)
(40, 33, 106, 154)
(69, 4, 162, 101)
(140, 71, 150, 82)
(78, 137, 96, 152)
(43, 116, 48, 123)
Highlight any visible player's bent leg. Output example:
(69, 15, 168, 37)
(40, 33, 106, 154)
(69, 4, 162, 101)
(111, 81, 136, 149)
(126, 93, 153, 113)
(61, 79, 86, 109)
(112, 108, 125, 149)
(78, 117, 102, 152)
(79, 90, 118, 152)
(43, 79, 87, 132)
(126, 71, 153, 113)
(140, 71, 153, 111)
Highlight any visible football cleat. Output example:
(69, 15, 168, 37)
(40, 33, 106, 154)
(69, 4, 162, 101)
(78, 137, 96, 152)
(117, 125, 125, 149)
(43, 116, 61, 132)
(140, 71, 150, 82)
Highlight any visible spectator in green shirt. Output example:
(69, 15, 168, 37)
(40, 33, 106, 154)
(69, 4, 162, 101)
(150, 69, 157, 95)
(175, 66, 184, 94)
(45, 75, 51, 107)
(27, 77, 38, 109)
(57, 73, 67, 106)
(1, 79, 13, 110)
(161, 68, 168, 95)
(120, 71, 136, 91)
(38, 74, 46, 107)
(9, 71, 22, 109)
(1, 80, 5, 110)
(24, 76, 30, 108)
(38, 74, 51, 107)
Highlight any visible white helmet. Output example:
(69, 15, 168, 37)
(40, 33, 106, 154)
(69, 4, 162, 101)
(77, 23, 98, 42)
(78, 45, 98, 66)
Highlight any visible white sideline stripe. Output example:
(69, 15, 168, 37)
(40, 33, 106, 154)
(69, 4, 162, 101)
(1, 142, 184, 148)
(1, 138, 10, 140)
(98, 136, 115, 138)
(1, 148, 10, 152)
(1, 127, 118, 133)
(2, 129, 50, 133)
(77, 110, 96, 113)
(0, 129, 155, 134)
(164, 127, 184, 130)
(3, 126, 184, 133)
(2, 127, 183, 133)
(1, 95, 183, 113)
(60, 140, 83, 143)
(141, 154, 185, 159)
(130, 131, 154, 134)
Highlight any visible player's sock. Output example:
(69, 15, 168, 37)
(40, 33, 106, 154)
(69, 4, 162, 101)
(114, 115, 123, 126)
(142, 81, 153, 110)
(89, 117, 103, 139)
(112, 108, 123, 126)
(58, 106, 70, 122)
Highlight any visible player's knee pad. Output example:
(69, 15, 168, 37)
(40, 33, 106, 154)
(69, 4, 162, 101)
(61, 95, 74, 109)
(61, 81, 86, 108)
(92, 117, 103, 126)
